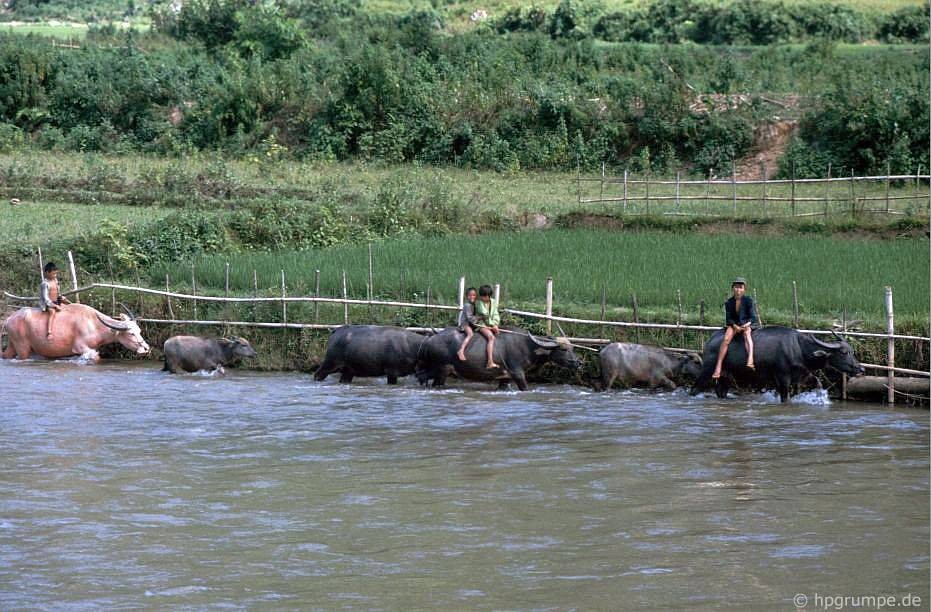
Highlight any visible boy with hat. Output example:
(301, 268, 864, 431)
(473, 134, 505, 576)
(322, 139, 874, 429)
(712, 277, 758, 379)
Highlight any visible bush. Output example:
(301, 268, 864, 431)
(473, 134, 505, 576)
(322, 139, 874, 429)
(877, 3, 930, 43)
(792, 3, 872, 43)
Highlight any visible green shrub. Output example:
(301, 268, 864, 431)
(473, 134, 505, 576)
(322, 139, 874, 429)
(877, 3, 930, 43)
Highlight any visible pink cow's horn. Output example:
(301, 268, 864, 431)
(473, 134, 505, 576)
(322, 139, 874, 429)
(96, 313, 131, 332)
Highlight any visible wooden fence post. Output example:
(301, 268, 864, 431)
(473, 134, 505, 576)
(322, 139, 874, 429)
(841, 307, 848, 400)
(368, 242, 374, 301)
(824, 163, 831, 217)
(699, 299, 706, 348)
(281, 269, 287, 326)
(314, 269, 320, 323)
(342, 270, 349, 325)
(601, 283, 607, 340)
(885, 286, 894, 405)
(66, 250, 80, 303)
(225, 262, 230, 299)
(494, 283, 501, 303)
(885, 162, 891, 214)
(631, 293, 641, 343)
(623, 169, 628, 213)
(915, 164, 922, 210)
(545, 276, 554, 335)
(790, 162, 796, 217)
(600, 162, 605, 210)
(458, 276, 466, 308)
(849, 168, 856, 217)
(676, 289, 683, 347)
(252, 269, 258, 322)
(191, 263, 197, 321)
(675, 171, 681, 211)
(576, 161, 581, 207)
(165, 274, 174, 319)
(731, 161, 737, 216)
(36, 245, 43, 278)
(644, 172, 650, 215)
(760, 161, 767, 210)
(792, 281, 799, 328)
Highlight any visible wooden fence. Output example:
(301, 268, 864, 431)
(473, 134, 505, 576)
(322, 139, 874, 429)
(576, 165, 931, 218)
(4, 257, 928, 405)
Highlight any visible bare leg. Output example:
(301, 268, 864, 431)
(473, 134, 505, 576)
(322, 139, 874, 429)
(743, 328, 754, 369)
(712, 327, 736, 379)
(46, 308, 57, 339)
(456, 327, 474, 361)
(478, 327, 500, 369)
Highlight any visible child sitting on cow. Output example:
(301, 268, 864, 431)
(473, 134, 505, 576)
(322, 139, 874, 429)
(39, 262, 70, 339)
(712, 276, 758, 379)
(456, 287, 479, 362)
(474, 284, 501, 370)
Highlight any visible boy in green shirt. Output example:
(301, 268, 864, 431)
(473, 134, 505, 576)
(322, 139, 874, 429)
(474, 284, 501, 369)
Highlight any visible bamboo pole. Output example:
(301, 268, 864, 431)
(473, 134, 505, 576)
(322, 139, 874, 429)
(368, 242, 374, 301)
(67, 250, 80, 303)
(225, 262, 230, 299)
(731, 161, 737, 215)
(792, 281, 799, 328)
(314, 269, 320, 323)
(600, 162, 605, 210)
(824, 163, 831, 216)
(252, 269, 258, 322)
(699, 300, 706, 348)
(600, 283, 607, 340)
(342, 270, 349, 324)
(885, 162, 891, 214)
(675, 171, 681, 211)
(644, 172, 650, 215)
(915, 165, 922, 210)
(676, 289, 683, 347)
(545, 276, 554, 335)
(107, 257, 115, 314)
(576, 161, 581, 206)
(191, 263, 197, 320)
(632, 293, 641, 343)
(280, 270, 287, 325)
(165, 274, 174, 319)
(623, 169, 628, 213)
(885, 286, 894, 405)
(790, 163, 796, 217)
(842, 307, 848, 400)
(458, 276, 466, 308)
(494, 283, 501, 303)
(849, 168, 856, 217)
(37, 246, 43, 278)
(760, 162, 767, 209)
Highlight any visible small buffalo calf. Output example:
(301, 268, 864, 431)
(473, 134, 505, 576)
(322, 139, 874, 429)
(162, 335, 257, 374)
(600, 342, 701, 390)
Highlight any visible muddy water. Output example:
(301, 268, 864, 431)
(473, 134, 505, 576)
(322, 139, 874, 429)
(0, 361, 927, 609)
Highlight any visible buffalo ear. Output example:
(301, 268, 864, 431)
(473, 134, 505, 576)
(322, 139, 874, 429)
(534, 348, 550, 356)
(812, 350, 829, 358)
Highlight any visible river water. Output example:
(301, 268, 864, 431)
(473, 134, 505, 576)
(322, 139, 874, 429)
(1, 360, 927, 609)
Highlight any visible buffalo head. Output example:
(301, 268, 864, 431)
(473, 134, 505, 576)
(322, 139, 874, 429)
(531, 335, 582, 370)
(810, 332, 864, 377)
(223, 336, 258, 360)
(96, 312, 150, 355)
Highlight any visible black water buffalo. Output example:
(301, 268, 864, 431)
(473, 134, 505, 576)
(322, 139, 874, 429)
(691, 326, 864, 402)
(600, 342, 702, 390)
(416, 326, 582, 390)
(162, 335, 257, 374)
(314, 325, 427, 384)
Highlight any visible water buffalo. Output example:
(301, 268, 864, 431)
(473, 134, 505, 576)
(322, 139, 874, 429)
(691, 326, 865, 402)
(2, 303, 149, 361)
(416, 326, 582, 390)
(314, 325, 427, 384)
(162, 335, 257, 374)
(600, 342, 702, 390)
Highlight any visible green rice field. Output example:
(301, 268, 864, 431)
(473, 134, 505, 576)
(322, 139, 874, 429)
(156, 229, 930, 328)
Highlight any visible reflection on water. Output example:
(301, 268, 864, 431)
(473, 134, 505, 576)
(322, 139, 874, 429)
(0, 361, 927, 608)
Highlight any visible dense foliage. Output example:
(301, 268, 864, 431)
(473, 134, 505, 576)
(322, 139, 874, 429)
(0, 0, 926, 175)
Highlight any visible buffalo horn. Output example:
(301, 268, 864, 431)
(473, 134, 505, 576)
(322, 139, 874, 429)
(118, 302, 137, 321)
(96, 313, 130, 331)
(529, 334, 559, 349)
(811, 335, 842, 350)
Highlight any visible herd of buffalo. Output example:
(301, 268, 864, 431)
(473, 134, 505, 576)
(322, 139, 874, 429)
(2, 303, 866, 403)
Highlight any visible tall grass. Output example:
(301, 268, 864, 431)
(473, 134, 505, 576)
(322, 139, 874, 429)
(157, 229, 929, 326)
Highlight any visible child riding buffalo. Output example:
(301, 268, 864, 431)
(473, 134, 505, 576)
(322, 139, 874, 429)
(712, 276, 758, 379)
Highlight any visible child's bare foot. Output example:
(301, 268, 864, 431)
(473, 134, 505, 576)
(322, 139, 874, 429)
(746, 362, 755, 370)
(487, 362, 501, 369)
(46, 333, 53, 339)
(456, 351, 467, 361)
(711, 370, 721, 379)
